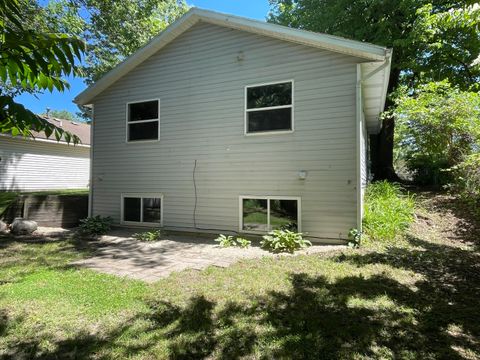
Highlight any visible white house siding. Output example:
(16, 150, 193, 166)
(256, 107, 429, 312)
(91, 22, 362, 241)
(0, 137, 90, 191)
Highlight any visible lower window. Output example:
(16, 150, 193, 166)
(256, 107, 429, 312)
(122, 194, 162, 225)
(240, 196, 300, 232)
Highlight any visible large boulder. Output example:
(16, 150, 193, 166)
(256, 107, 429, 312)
(11, 218, 38, 235)
(0, 220, 7, 234)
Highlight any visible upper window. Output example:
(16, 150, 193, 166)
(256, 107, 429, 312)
(126, 100, 159, 142)
(245, 81, 293, 134)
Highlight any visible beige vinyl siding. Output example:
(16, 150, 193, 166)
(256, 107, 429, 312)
(0, 137, 90, 191)
(91, 22, 360, 241)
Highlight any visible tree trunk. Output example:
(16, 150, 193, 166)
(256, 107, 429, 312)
(370, 69, 401, 181)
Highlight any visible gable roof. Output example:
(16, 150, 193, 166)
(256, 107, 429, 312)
(74, 8, 391, 134)
(74, 8, 391, 106)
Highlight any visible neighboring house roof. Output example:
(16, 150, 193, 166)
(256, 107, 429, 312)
(74, 7, 392, 133)
(33, 116, 91, 146)
(1, 116, 91, 147)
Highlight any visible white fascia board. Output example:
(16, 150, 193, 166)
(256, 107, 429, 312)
(74, 8, 390, 106)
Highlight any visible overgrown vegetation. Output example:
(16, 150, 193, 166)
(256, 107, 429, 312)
(450, 153, 480, 219)
(132, 229, 162, 242)
(394, 81, 480, 186)
(78, 215, 113, 236)
(261, 229, 311, 253)
(363, 181, 415, 246)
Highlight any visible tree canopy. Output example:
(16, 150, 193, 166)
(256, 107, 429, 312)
(0, 0, 86, 143)
(268, 0, 480, 179)
(47, 0, 189, 84)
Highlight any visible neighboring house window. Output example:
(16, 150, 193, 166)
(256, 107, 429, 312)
(121, 194, 163, 225)
(245, 81, 293, 134)
(126, 100, 160, 142)
(239, 196, 300, 232)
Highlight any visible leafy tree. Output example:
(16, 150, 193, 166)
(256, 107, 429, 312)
(45, 0, 188, 120)
(0, 0, 85, 143)
(393, 81, 480, 185)
(268, 1, 480, 180)
(47, 0, 189, 84)
(45, 109, 83, 122)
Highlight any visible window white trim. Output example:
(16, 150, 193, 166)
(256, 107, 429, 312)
(125, 99, 160, 143)
(120, 193, 164, 227)
(238, 195, 301, 233)
(244, 80, 295, 136)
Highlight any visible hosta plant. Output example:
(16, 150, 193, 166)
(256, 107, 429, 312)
(261, 230, 311, 253)
(78, 216, 113, 236)
(215, 234, 236, 247)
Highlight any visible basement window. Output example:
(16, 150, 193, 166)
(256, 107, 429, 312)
(245, 81, 293, 134)
(240, 196, 300, 232)
(121, 194, 163, 225)
(126, 99, 159, 142)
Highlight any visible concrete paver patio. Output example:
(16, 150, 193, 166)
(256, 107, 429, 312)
(71, 229, 345, 282)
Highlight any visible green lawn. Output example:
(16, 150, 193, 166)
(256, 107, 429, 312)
(0, 189, 88, 215)
(0, 192, 479, 359)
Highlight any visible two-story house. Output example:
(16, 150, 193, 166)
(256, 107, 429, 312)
(74, 8, 391, 243)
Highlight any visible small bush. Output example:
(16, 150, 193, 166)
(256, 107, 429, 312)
(261, 230, 311, 253)
(215, 234, 236, 247)
(363, 181, 415, 245)
(78, 215, 113, 236)
(132, 229, 162, 241)
(450, 153, 480, 218)
(236, 237, 251, 248)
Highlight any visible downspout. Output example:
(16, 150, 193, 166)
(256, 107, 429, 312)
(355, 64, 363, 233)
(88, 105, 94, 217)
(355, 50, 392, 233)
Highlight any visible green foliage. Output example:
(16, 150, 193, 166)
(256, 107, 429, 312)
(450, 153, 480, 218)
(0, 0, 85, 143)
(46, 109, 83, 122)
(132, 229, 162, 242)
(347, 228, 361, 248)
(269, 1, 480, 90)
(214, 234, 236, 248)
(46, 0, 189, 84)
(235, 237, 252, 249)
(214, 235, 252, 248)
(78, 215, 113, 236)
(394, 81, 480, 185)
(363, 181, 415, 245)
(261, 230, 311, 253)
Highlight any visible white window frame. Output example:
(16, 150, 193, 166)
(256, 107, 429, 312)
(244, 80, 295, 136)
(125, 99, 160, 143)
(120, 193, 164, 227)
(239, 195, 301, 233)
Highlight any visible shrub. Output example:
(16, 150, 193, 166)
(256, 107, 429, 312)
(450, 153, 480, 218)
(78, 215, 113, 236)
(363, 181, 415, 245)
(261, 230, 311, 253)
(394, 81, 480, 186)
(236, 237, 251, 248)
(215, 234, 236, 247)
(132, 229, 162, 241)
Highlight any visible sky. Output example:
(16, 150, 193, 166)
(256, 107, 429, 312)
(16, 0, 271, 116)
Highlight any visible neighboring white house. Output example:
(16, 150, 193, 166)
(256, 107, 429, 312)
(74, 8, 391, 242)
(0, 117, 90, 191)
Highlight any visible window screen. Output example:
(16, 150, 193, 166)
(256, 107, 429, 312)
(246, 82, 293, 134)
(127, 100, 159, 141)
